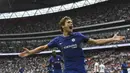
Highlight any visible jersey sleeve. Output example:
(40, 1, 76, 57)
(47, 37, 58, 48)
(77, 32, 89, 43)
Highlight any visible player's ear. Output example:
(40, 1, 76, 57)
(61, 25, 64, 28)
(61, 25, 65, 32)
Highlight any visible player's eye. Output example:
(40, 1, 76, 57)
(67, 21, 72, 23)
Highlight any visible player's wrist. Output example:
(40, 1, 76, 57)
(110, 37, 116, 42)
(28, 51, 33, 55)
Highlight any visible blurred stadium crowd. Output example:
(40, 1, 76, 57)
(0, 55, 49, 73)
(0, 1, 130, 73)
(85, 48, 130, 73)
(0, 29, 129, 53)
(0, 2, 129, 34)
(0, 48, 130, 73)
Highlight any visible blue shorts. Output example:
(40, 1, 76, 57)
(123, 70, 128, 73)
(64, 67, 86, 73)
(54, 69, 62, 73)
(64, 69, 86, 73)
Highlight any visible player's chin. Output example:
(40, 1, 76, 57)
(68, 31, 73, 34)
(69, 29, 73, 32)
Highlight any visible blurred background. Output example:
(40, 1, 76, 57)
(0, 0, 130, 73)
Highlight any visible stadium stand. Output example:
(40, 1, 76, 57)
(0, 0, 130, 73)
(0, 48, 129, 73)
(0, 0, 81, 13)
(0, 26, 129, 53)
(0, 1, 130, 34)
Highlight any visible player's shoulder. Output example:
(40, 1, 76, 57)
(53, 36, 61, 39)
(57, 55, 61, 57)
(73, 32, 81, 34)
(52, 36, 63, 41)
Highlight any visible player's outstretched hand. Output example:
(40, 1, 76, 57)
(42, 64, 46, 68)
(19, 48, 31, 57)
(112, 32, 125, 41)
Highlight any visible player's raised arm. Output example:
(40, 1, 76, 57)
(19, 44, 48, 57)
(87, 32, 125, 45)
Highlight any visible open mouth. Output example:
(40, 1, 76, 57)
(69, 26, 73, 29)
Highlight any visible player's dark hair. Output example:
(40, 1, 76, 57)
(59, 16, 72, 32)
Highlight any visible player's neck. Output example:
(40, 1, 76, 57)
(53, 55, 56, 58)
(63, 31, 71, 37)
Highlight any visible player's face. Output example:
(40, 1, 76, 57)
(52, 51, 56, 57)
(62, 19, 73, 33)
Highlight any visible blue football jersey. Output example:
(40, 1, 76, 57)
(122, 63, 128, 73)
(48, 32, 89, 69)
(49, 55, 62, 69)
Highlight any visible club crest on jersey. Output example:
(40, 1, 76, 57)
(59, 43, 62, 45)
(71, 38, 75, 42)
